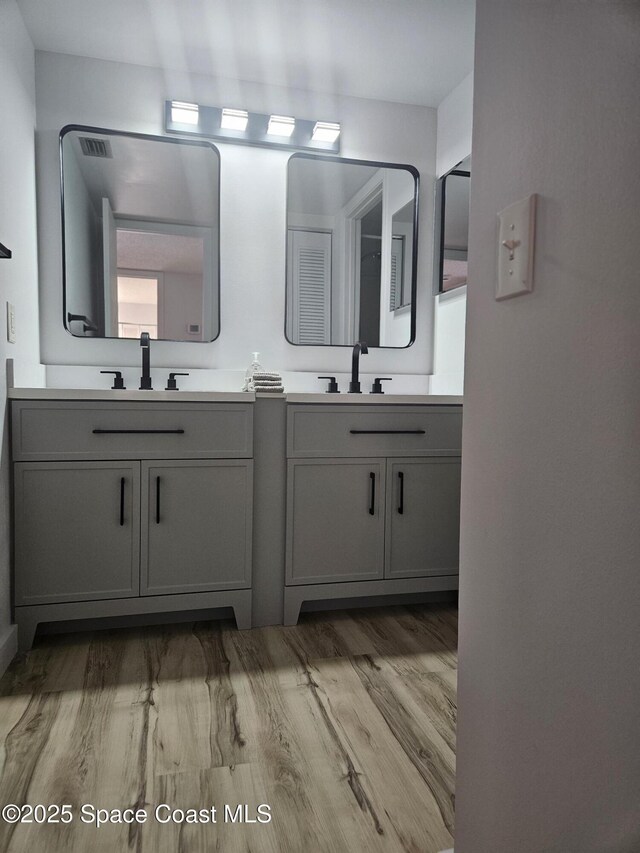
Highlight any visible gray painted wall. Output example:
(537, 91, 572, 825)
(455, 3, 640, 851)
(0, 0, 46, 671)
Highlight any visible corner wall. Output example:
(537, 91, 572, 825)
(431, 72, 473, 395)
(455, 3, 640, 850)
(0, 0, 45, 670)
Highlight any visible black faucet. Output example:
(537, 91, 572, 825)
(349, 341, 368, 393)
(139, 332, 153, 390)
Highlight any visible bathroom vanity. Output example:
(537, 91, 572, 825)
(9, 389, 462, 649)
(11, 391, 254, 650)
(283, 394, 462, 624)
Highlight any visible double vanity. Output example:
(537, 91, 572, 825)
(9, 388, 462, 651)
(11, 123, 463, 650)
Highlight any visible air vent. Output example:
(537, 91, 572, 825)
(78, 137, 113, 158)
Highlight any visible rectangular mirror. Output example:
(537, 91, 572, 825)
(61, 126, 220, 341)
(438, 159, 470, 292)
(286, 153, 419, 347)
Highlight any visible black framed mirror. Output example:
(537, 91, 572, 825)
(286, 153, 419, 347)
(438, 158, 470, 293)
(61, 126, 220, 342)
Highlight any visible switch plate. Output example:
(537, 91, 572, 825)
(496, 194, 536, 300)
(6, 302, 15, 344)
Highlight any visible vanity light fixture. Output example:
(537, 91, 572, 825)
(221, 108, 249, 131)
(267, 114, 296, 137)
(312, 121, 341, 143)
(170, 101, 199, 125)
(164, 100, 340, 153)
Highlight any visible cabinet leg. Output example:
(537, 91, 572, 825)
(283, 589, 302, 626)
(16, 612, 39, 654)
(233, 596, 252, 631)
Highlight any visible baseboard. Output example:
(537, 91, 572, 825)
(0, 624, 17, 677)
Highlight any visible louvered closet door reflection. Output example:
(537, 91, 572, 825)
(389, 235, 404, 311)
(290, 230, 331, 344)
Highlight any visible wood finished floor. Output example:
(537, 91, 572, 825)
(0, 603, 457, 853)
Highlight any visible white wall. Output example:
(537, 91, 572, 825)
(162, 272, 203, 341)
(455, 3, 640, 851)
(379, 168, 415, 348)
(430, 71, 473, 394)
(63, 143, 101, 328)
(0, 0, 45, 668)
(35, 52, 438, 384)
(436, 71, 473, 178)
(430, 285, 466, 395)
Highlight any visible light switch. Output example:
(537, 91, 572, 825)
(496, 194, 536, 300)
(6, 302, 15, 343)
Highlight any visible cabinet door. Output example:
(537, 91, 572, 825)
(385, 458, 461, 579)
(141, 460, 253, 595)
(286, 459, 385, 585)
(14, 461, 140, 605)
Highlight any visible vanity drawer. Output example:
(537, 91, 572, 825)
(287, 405, 462, 458)
(12, 401, 253, 461)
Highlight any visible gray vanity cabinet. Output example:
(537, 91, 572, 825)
(11, 399, 255, 649)
(284, 403, 462, 624)
(142, 460, 253, 595)
(385, 458, 461, 579)
(286, 459, 385, 585)
(14, 461, 140, 605)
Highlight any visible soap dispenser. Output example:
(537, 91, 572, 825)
(242, 352, 262, 392)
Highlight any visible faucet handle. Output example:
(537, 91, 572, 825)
(371, 377, 392, 394)
(100, 370, 126, 390)
(166, 372, 189, 391)
(318, 376, 339, 393)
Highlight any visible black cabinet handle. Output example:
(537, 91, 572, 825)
(369, 472, 376, 515)
(93, 429, 185, 435)
(398, 471, 404, 514)
(156, 476, 161, 524)
(119, 477, 125, 526)
(350, 429, 426, 435)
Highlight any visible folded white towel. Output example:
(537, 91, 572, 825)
(253, 372, 281, 380)
(255, 385, 284, 393)
(254, 379, 282, 386)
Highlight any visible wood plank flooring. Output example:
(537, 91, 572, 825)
(0, 603, 457, 852)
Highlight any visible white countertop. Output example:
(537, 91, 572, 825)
(8, 388, 462, 405)
(284, 393, 463, 405)
(8, 388, 256, 403)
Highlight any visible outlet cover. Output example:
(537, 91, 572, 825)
(496, 194, 536, 300)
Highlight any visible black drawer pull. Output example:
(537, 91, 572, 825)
(398, 471, 404, 514)
(119, 477, 125, 526)
(93, 429, 185, 434)
(350, 429, 426, 435)
(156, 476, 161, 524)
(369, 472, 376, 515)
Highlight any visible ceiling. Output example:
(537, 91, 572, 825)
(16, 0, 475, 107)
(65, 130, 219, 223)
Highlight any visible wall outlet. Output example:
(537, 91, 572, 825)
(6, 302, 16, 344)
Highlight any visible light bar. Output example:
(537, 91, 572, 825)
(221, 108, 249, 131)
(170, 101, 199, 125)
(164, 101, 340, 153)
(267, 115, 295, 137)
(312, 121, 341, 143)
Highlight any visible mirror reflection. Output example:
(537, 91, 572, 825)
(286, 154, 418, 347)
(61, 127, 220, 341)
(439, 158, 470, 292)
